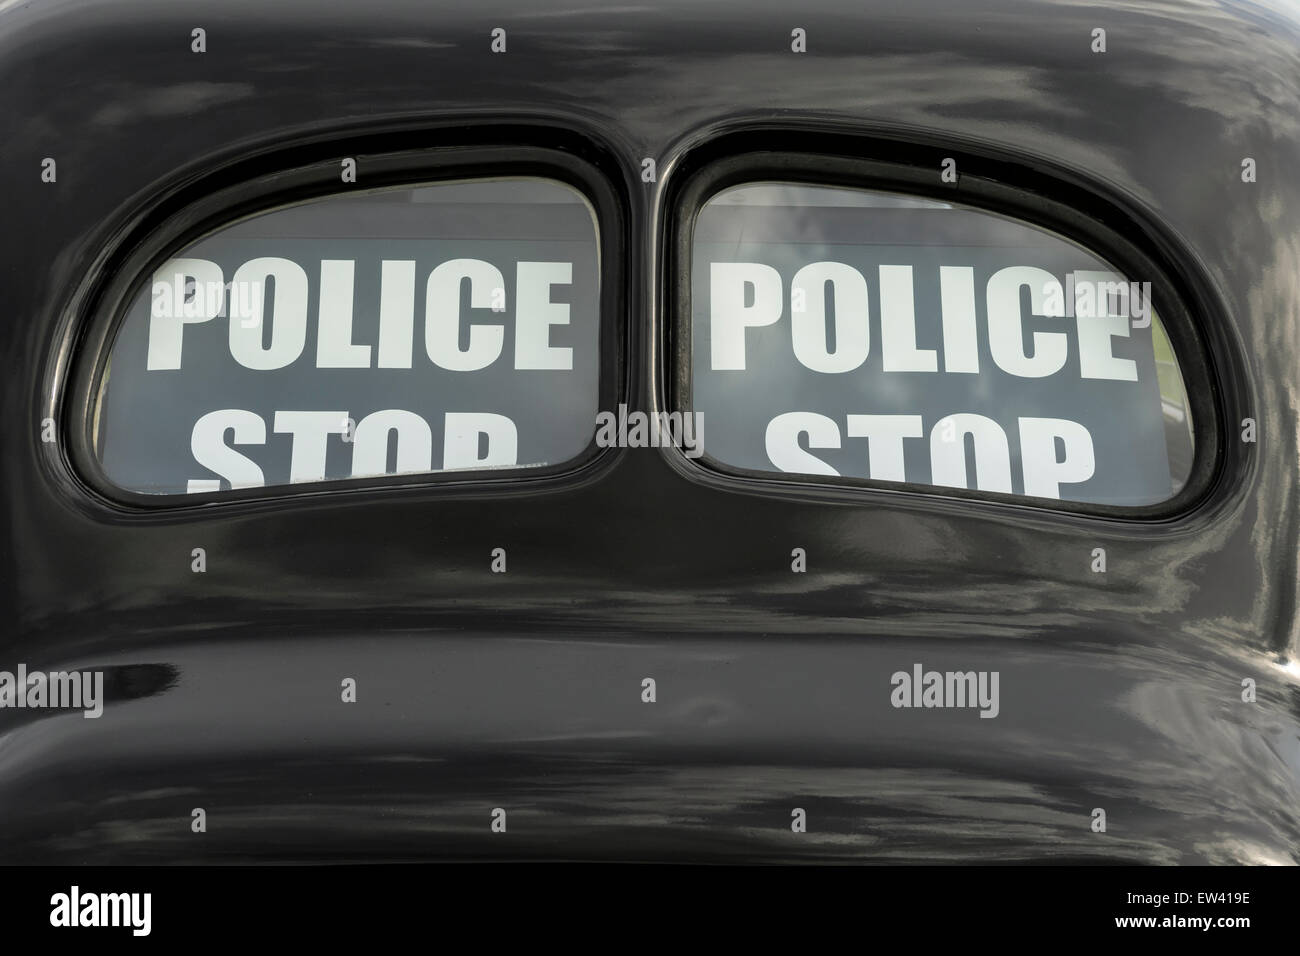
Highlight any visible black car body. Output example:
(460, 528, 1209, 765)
(1, 0, 1298, 864)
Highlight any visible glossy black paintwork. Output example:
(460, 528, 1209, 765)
(1, 0, 1297, 863)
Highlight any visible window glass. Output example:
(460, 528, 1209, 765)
(690, 182, 1194, 505)
(94, 178, 601, 494)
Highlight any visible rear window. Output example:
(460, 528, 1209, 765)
(687, 182, 1195, 506)
(93, 177, 601, 495)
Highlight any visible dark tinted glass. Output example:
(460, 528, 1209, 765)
(94, 178, 601, 494)
(690, 183, 1194, 506)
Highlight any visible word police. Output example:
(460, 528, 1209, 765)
(146, 256, 576, 489)
(711, 263, 1144, 379)
(150, 256, 574, 371)
(711, 262, 1150, 497)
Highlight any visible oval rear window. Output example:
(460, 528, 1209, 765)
(92, 177, 602, 495)
(686, 182, 1195, 506)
